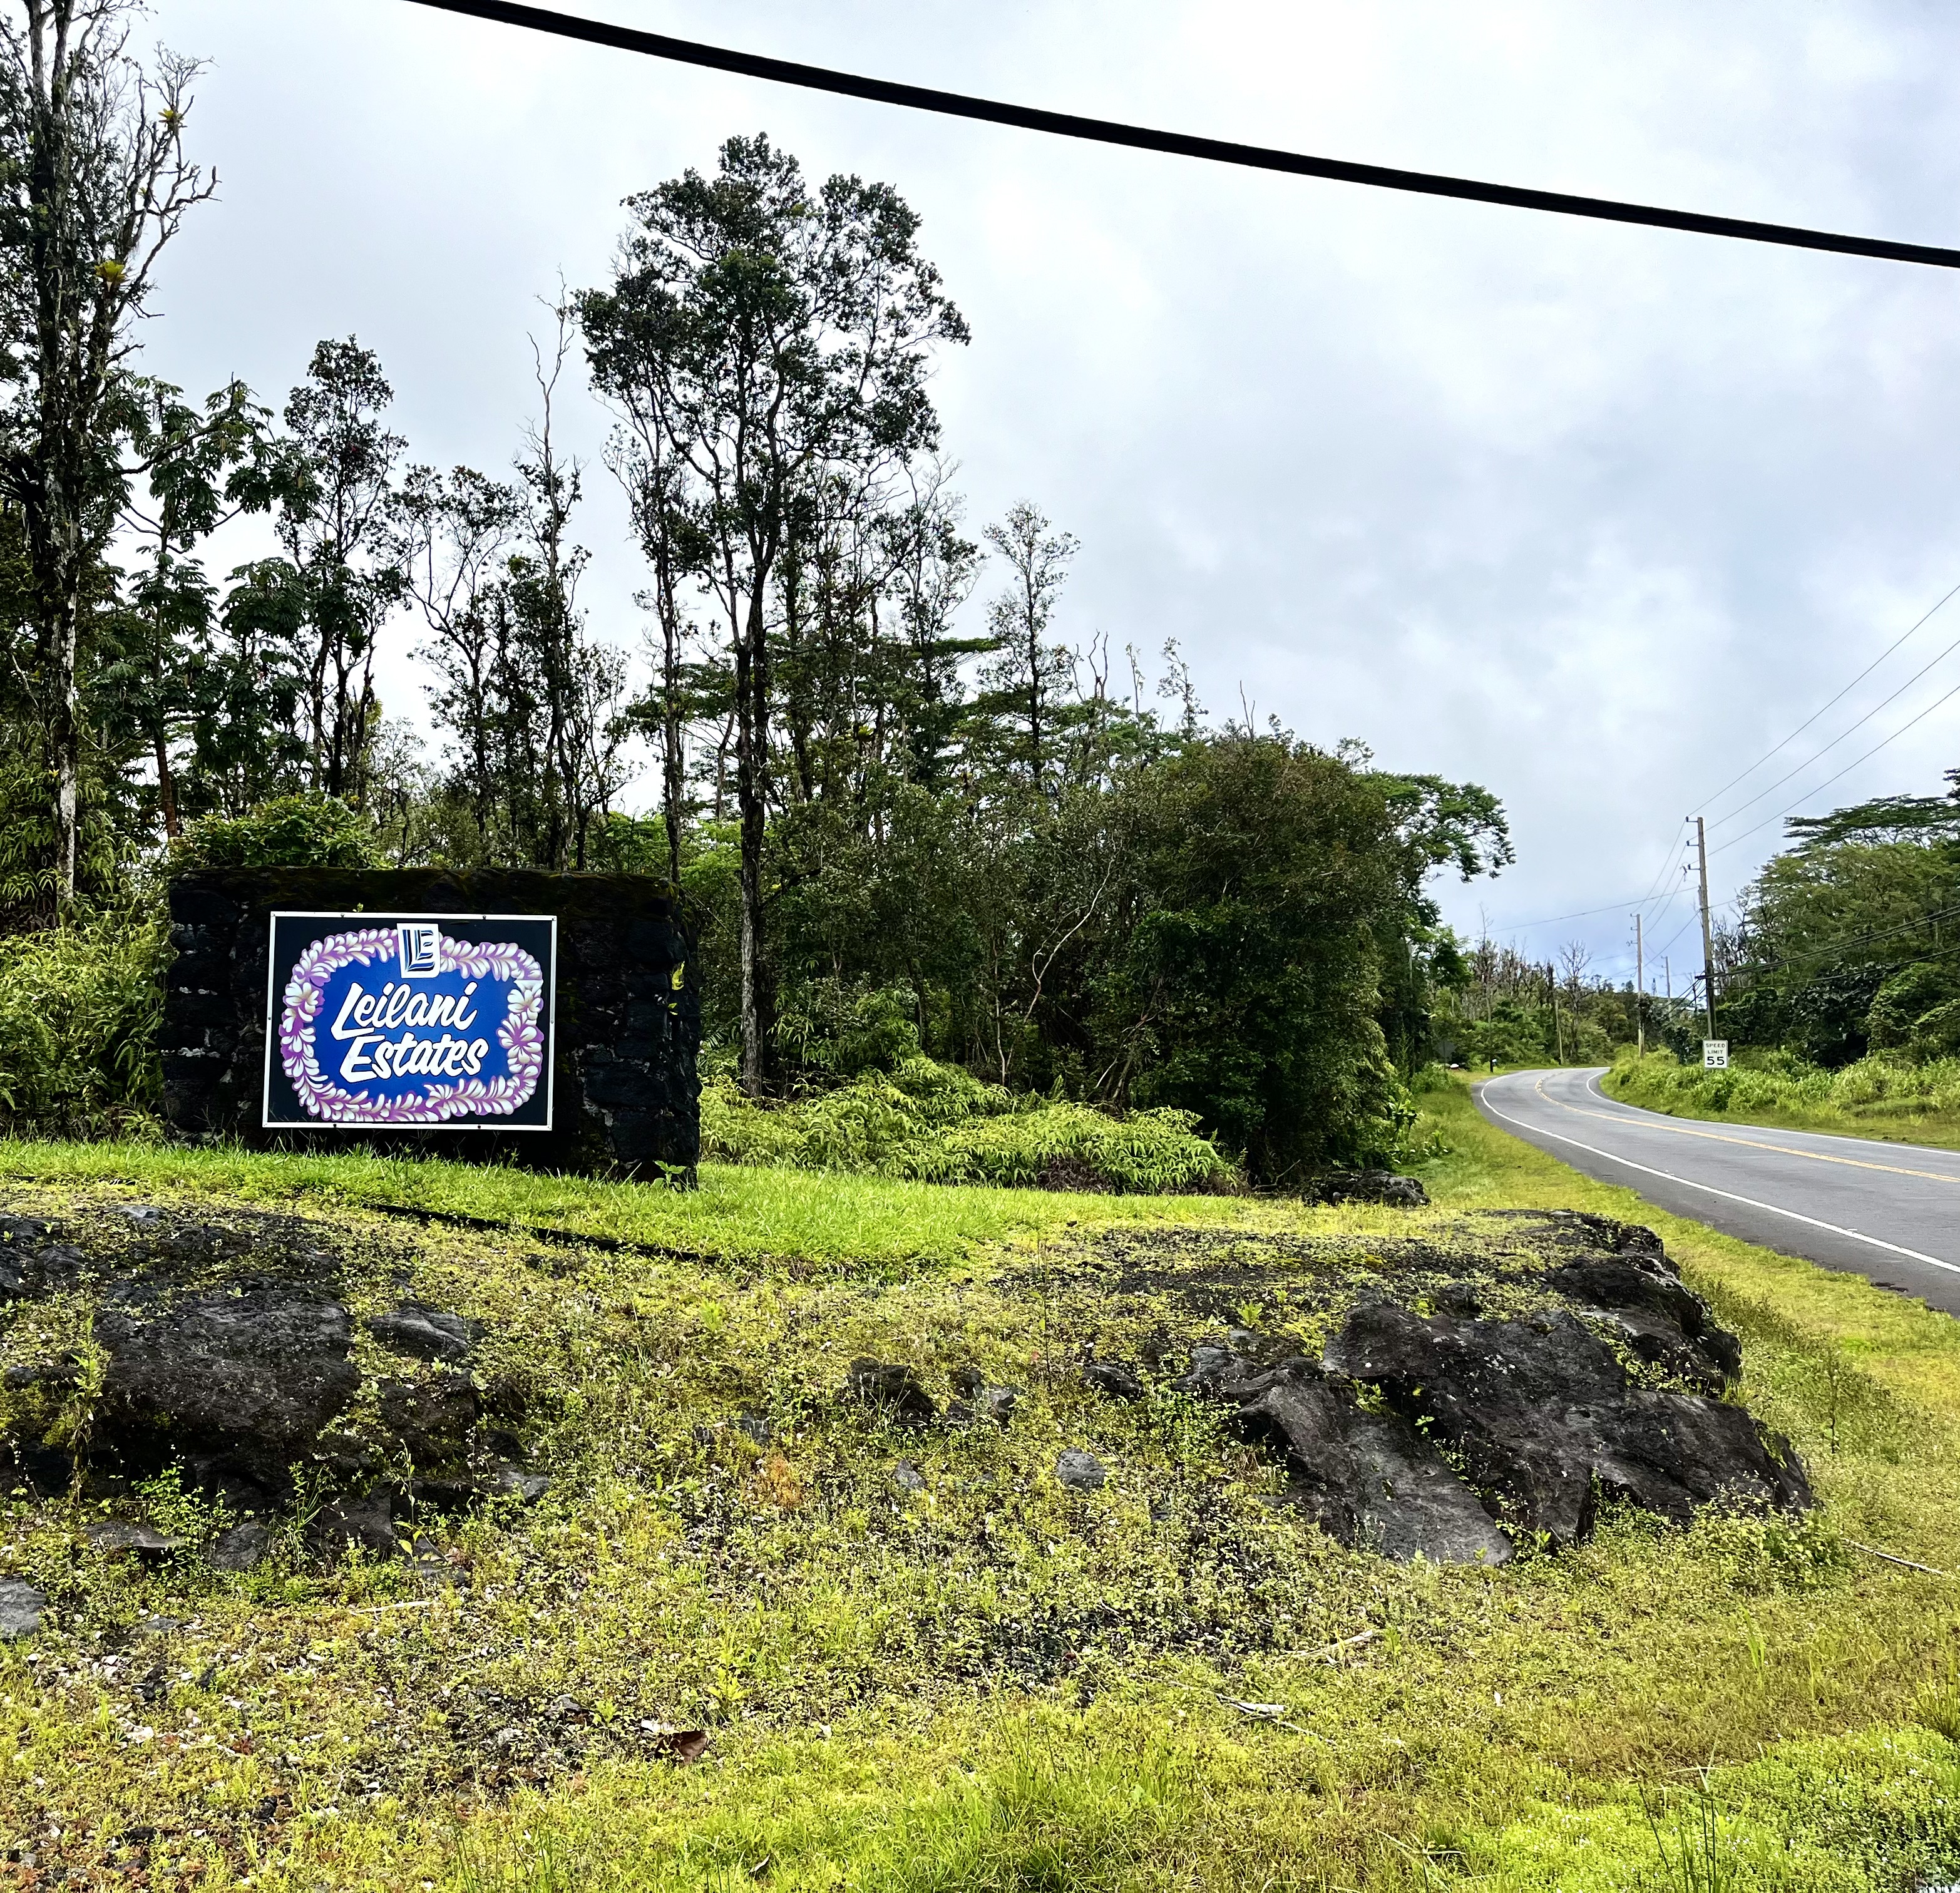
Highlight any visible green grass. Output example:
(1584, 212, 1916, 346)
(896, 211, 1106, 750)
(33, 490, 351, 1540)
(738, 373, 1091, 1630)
(1608, 1046, 1960, 1153)
(0, 1087, 1957, 1890)
(0, 1136, 1283, 1271)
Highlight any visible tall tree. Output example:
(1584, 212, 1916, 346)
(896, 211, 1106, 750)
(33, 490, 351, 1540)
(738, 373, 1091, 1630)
(399, 317, 630, 871)
(398, 461, 523, 852)
(276, 338, 404, 804)
(95, 377, 283, 838)
(879, 468, 983, 791)
(582, 133, 968, 1093)
(978, 501, 1077, 796)
(0, 0, 215, 896)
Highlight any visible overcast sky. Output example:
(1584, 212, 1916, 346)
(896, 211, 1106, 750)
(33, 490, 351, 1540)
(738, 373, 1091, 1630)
(137, 0, 1960, 987)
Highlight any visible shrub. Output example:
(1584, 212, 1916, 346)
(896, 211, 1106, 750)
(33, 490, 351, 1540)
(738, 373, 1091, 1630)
(173, 793, 382, 870)
(702, 1057, 1236, 1193)
(0, 906, 168, 1134)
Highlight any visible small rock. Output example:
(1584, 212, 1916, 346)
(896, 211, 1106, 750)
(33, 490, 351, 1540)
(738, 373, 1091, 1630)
(88, 1521, 187, 1560)
(1313, 1170, 1430, 1208)
(845, 1358, 938, 1426)
(7, 1442, 71, 1496)
(1171, 1344, 1244, 1395)
(891, 1461, 926, 1494)
(130, 1615, 186, 1642)
(367, 1306, 481, 1365)
(736, 1415, 772, 1447)
(207, 1521, 272, 1572)
(308, 1492, 399, 1560)
(950, 1368, 1019, 1425)
(403, 1477, 476, 1516)
(3, 1356, 79, 1391)
(107, 1205, 169, 1229)
(1054, 1447, 1107, 1492)
(1080, 1359, 1144, 1402)
(0, 1579, 46, 1640)
(483, 1467, 552, 1506)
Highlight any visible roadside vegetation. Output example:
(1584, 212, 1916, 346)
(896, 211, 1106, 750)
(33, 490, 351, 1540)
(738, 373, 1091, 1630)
(1607, 1044, 1960, 1149)
(0, 1084, 1955, 1890)
(1595, 777, 1960, 1146)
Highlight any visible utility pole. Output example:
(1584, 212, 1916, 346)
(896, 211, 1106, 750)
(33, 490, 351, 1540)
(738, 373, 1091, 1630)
(1634, 911, 1645, 1059)
(1547, 962, 1566, 1064)
(1694, 815, 1717, 1039)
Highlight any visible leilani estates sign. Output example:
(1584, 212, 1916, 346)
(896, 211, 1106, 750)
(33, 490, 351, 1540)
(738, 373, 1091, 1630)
(263, 912, 557, 1131)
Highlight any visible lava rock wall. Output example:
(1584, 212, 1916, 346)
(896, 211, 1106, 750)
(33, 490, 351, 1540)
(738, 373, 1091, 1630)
(162, 868, 699, 1177)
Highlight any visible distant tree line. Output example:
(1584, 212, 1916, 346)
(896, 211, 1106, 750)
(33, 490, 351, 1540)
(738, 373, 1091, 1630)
(0, 5, 1516, 1179)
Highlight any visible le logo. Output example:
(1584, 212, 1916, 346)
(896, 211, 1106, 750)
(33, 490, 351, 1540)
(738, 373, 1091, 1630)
(398, 923, 443, 980)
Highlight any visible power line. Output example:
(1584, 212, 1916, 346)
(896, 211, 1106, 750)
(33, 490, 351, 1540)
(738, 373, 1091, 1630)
(1711, 670, 1960, 858)
(1706, 607, 1960, 833)
(404, 0, 1960, 271)
(1482, 828, 1692, 934)
(1696, 577, 1960, 818)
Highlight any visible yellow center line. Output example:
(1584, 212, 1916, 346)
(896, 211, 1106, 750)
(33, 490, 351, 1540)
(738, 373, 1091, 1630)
(1527, 1074, 1960, 1188)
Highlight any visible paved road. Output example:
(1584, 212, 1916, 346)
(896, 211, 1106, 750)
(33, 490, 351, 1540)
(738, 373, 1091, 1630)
(1475, 1066, 1960, 1315)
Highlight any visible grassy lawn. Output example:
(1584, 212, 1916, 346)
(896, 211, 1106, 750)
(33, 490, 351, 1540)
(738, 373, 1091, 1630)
(0, 1086, 1956, 1890)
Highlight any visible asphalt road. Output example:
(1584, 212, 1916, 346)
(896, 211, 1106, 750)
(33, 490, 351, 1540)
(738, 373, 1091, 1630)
(1475, 1066, 1960, 1315)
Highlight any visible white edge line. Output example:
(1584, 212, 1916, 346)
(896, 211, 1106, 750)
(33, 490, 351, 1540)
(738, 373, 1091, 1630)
(1578, 1068, 1960, 1176)
(1475, 1076, 1960, 1277)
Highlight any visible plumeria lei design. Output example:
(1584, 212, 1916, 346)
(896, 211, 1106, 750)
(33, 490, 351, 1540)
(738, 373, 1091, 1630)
(277, 929, 546, 1124)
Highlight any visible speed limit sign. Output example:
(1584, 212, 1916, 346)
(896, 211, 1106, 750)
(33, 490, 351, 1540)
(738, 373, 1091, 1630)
(1703, 1040, 1729, 1070)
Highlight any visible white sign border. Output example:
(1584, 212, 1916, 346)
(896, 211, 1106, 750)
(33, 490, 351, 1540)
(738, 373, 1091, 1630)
(261, 910, 558, 1132)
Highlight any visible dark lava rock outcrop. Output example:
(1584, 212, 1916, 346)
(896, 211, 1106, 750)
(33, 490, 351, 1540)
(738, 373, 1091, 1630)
(1079, 1208, 1810, 1565)
(0, 1202, 538, 1561)
(1323, 1301, 1805, 1546)
(1234, 1366, 1514, 1564)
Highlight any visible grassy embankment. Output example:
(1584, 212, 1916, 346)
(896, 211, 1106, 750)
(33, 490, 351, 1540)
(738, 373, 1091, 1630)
(1608, 1045, 1960, 1152)
(0, 1085, 1957, 1890)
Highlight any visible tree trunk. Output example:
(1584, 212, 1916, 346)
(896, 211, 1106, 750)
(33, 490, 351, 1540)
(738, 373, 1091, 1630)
(734, 580, 775, 1095)
(154, 724, 180, 841)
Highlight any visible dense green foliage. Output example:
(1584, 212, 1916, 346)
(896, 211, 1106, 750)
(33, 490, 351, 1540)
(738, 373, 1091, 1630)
(0, 91, 1510, 1180)
(1610, 1044, 1960, 1148)
(1715, 782, 1960, 1069)
(702, 1059, 1233, 1192)
(172, 791, 384, 870)
(0, 905, 166, 1131)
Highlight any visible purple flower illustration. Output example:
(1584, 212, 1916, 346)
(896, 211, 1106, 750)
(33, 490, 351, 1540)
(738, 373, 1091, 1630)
(278, 930, 546, 1125)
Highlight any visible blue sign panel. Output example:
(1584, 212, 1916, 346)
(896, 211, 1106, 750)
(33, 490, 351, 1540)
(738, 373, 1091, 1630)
(263, 912, 556, 1130)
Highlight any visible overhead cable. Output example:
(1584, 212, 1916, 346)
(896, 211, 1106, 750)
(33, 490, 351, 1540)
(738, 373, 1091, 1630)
(1707, 611, 1960, 833)
(403, 0, 1960, 271)
(1483, 829, 1691, 934)
(1696, 577, 1960, 817)
(1736, 900, 1960, 982)
(1711, 672, 1960, 858)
